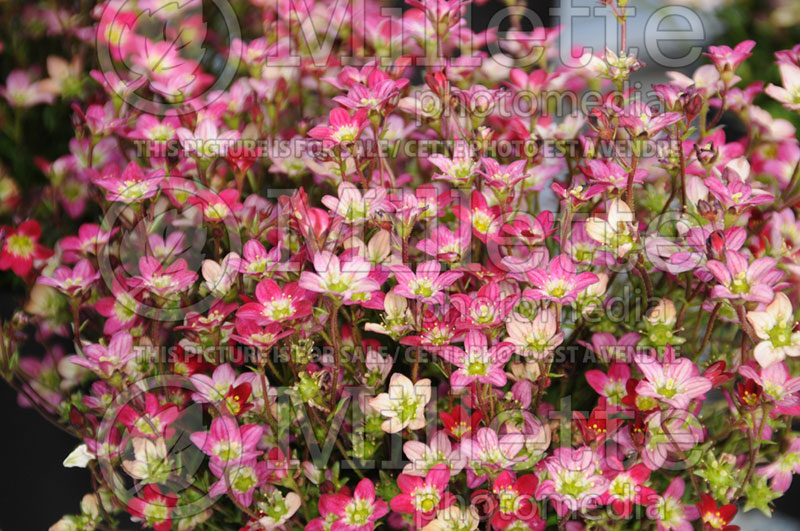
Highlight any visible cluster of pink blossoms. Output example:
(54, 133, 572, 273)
(2, 0, 800, 530)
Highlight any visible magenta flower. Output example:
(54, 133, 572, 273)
(705, 176, 773, 211)
(127, 485, 177, 531)
(69, 331, 135, 378)
(706, 250, 781, 304)
(391, 260, 462, 304)
(646, 477, 700, 531)
(190, 416, 263, 466)
(438, 330, 513, 390)
(453, 190, 503, 243)
(299, 251, 380, 299)
(37, 259, 99, 296)
(600, 458, 656, 518)
(390, 464, 455, 528)
(535, 446, 608, 517)
(238, 278, 313, 324)
(582, 159, 646, 193)
(429, 150, 477, 185)
(524, 254, 598, 305)
(95, 278, 141, 335)
(634, 353, 712, 409)
(618, 102, 681, 137)
(487, 470, 541, 530)
(238, 240, 284, 277)
(117, 392, 180, 440)
(93, 162, 164, 203)
(188, 189, 243, 222)
(308, 107, 369, 146)
(479, 157, 528, 190)
(585, 363, 631, 407)
(310, 478, 389, 531)
(127, 256, 199, 298)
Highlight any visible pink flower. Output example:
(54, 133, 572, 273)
(524, 254, 598, 305)
(642, 409, 703, 470)
(299, 251, 380, 299)
(646, 477, 700, 531)
(739, 361, 800, 411)
(582, 159, 646, 193)
(95, 278, 141, 334)
(177, 119, 241, 159)
(450, 282, 518, 329)
(69, 331, 135, 378)
(0, 70, 55, 107)
(94, 162, 164, 203)
(190, 416, 263, 466)
(706, 251, 781, 304)
(460, 428, 525, 488)
(578, 332, 641, 363)
(766, 62, 800, 111)
(403, 430, 466, 476)
(535, 446, 608, 516)
(600, 458, 656, 518)
(417, 223, 471, 263)
(37, 259, 99, 296)
(391, 260, 462, 304)
(59, 223, 116, 261)
(308, 107, 369, 146)
(438, 330, 513, 390)
(505, 310, 564, 359)
(238, 278, 313, 324)
(453, 190, 503, 243)
(634, 353, 712, 409)
(127, 256, 199, 298)
(429, 150, 477, 185)
(585, 363, 630, 407)
(238, 240, 284, 277)
(705, 175, 773, 211)
(322, 182, 391, 224)
(127, 485, 177, 531)
(117, 392, 180, 440)
(479, 157, 528, 190)
(618, 102, 681, 137)
(311, 478, 389, 531)
(188, 189, 243, 222)
(0, 220, 53, 277)
(390, 464, 455, 527)
(208, 458, 267, 508)
(705, 40, 755, 73)
(757, 437, 800, 492)
(190, 364, 258, 404)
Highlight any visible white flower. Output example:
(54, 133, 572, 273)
(747, 293, 800, 367)
(257, 491, 302, 529)
(122, 437, 174, 484)
(422, 504, 480, 531)
(63, 443, 94, 468)
(369, 373, 431, 433)
(585, 198, 636, 257)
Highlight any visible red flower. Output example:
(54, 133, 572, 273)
(735, 378, 763, 410)
(440, 405, 482, 440)
(127, 485, 177, 531)
(697, 493, 739, 530)
(0, 220, 52, 277)
(390, 464, 455, 527)
(482, 470, 540, 530)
